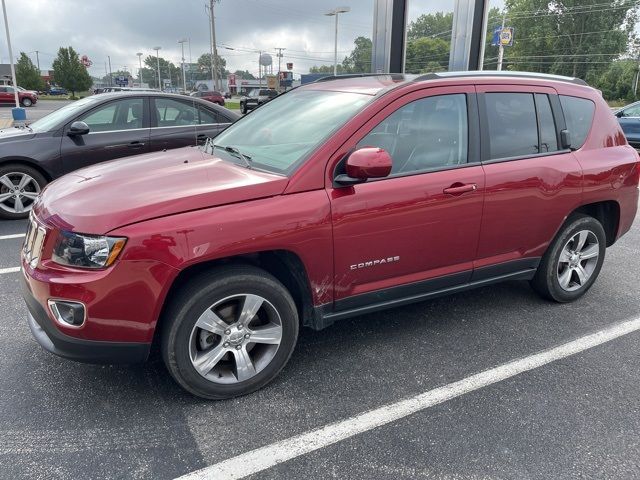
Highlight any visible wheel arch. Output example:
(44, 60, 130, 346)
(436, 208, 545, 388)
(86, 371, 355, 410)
(0, 158, 54, 183)
(571, 200, 620, 247)
(154, 249, 318, 345)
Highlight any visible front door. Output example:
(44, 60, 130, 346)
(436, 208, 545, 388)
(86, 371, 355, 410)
(329, 87, 485, 309)
(617, 102, 640, 148)
(60, 97, 150, 174)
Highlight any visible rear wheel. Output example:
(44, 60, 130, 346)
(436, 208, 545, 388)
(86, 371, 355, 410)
(531, 215, 606, 302)
(240, 102, 247, 114)
(0, 164, 47, 219)
(161, 265, 299, 399)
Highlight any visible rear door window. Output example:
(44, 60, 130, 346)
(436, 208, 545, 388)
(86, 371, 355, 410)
(559, 95, 595, 150)
(485, 93, 539, 158)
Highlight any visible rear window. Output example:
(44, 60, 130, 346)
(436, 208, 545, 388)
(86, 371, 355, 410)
(560, 95, 595, 150)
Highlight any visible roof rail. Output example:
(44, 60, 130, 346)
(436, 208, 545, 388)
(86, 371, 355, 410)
(414, 70, 588, 86)
(313, 73, 405, 83)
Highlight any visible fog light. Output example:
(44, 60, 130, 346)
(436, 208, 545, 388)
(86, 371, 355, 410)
(48, 300, 86, 327)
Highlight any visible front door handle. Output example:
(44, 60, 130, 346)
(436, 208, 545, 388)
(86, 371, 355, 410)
(128, 141, 145, 149)
(443, 183, 477, 195)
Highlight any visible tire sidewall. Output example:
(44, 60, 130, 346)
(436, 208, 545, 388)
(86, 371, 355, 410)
(0, 164, 47, 220)
(164, 270, 299, 399)
(541, 216, 606, 302)
(21, 98, 32, 107)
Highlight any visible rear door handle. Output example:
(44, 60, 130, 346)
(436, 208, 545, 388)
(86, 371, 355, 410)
(128, 141, 145, 149)
(443, 183, 477, 195)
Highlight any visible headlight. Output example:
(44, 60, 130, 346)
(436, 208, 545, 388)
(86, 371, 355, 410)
(52, 231, 126, 269)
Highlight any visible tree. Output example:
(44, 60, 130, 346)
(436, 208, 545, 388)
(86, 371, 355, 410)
(52, 46, 92, 96)
(407, 12, 453, 41)
(143, 55, 182, 89)
(405, 37, 450, 73)
(342, 36, 372, 73)
(197, 53, 227, 80)
(233, 69, 256, 80)
(499, 0, 638, 80)
(596, 60, 639, 102)
(309, 64, 346, 74)
(15, 52, 44, 91)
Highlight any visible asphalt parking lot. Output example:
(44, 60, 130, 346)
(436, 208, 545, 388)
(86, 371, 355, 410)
(0, 204, 639, 480)
(0, 99, 72, 124)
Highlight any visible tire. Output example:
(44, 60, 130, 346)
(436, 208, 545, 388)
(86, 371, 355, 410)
(21, 98, 33, 107)
(240, 102, 246, 114)
(0, 164, 47, 220)
(161, 265, 299, 399)
(531, 214, 606, 302)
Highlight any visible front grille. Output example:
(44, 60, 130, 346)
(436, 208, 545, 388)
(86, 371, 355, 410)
(23, 216, 46, 268)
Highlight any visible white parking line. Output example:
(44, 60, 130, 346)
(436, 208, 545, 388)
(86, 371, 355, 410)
(0, 267, 20, 274)
(0, 233, 25, 240)
(178, 316, 640, 480)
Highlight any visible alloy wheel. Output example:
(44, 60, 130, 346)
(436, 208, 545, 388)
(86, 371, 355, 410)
(188, 293, 283, 384)
(556, 230, 600, 292)
(0, 172, 41, 214)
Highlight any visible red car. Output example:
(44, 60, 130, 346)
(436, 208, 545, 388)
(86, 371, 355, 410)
(22, 72, 639, 399)
(0, 85, 37, 107)
(190, 90, 225, 106)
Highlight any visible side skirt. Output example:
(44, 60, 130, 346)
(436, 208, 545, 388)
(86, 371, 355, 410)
(310, 258, 540, 330)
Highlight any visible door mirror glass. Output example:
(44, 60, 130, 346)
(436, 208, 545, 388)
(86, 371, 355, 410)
(335, 147, 392, 186)
(68, 121, 90, 136)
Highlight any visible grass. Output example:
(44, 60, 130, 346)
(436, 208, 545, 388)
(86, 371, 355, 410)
(224, 100, 240, 110)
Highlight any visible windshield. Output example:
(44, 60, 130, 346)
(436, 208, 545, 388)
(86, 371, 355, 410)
(209, 89, 372, 174)
(28, 96, 98, 132)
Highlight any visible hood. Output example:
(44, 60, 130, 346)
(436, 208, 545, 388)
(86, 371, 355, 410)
(34, 146, 289, 234)
(0, 127, 36, 141)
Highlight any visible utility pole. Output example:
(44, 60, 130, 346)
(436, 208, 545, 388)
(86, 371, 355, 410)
(178, 39, 188, 92)
(34, 50, 40, 71)
(108, 55, 113, 86)
(275, 47, 285, 74)
(1, 0, 19, 108)
(497, 13, 506, 71)
(209, 0, 221, 91)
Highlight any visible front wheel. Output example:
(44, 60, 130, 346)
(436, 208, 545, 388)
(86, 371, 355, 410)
(0, 164, 47, 219)
(531, 214, 606, 302)
(161, 265, 299, 399)
(21, 98, 33, 107)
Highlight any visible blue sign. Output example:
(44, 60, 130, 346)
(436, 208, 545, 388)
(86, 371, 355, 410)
(115, 76, 128, 86)
(491, 26, 514, 47)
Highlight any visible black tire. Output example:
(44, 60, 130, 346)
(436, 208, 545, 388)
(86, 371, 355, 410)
(240, 102, 246, 114)
(0, 164, 47, 220)
(531, 214, 606, 302)
(161, 265, 299, 399)
(21, 98, 32, 107)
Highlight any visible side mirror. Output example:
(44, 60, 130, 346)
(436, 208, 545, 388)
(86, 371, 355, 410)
(560, 129, 572, 150)
(67, 121, 90, 136)
(615, 110, 624, 118)
(334, 147, 393, 187)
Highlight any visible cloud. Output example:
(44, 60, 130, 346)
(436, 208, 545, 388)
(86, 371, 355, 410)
(0, 0, 461, 77)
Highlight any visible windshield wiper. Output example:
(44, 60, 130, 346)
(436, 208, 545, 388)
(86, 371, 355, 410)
(213, 144, 252, 169)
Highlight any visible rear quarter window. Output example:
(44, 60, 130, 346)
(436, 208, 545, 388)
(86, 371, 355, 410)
(559, 95, 595, 150)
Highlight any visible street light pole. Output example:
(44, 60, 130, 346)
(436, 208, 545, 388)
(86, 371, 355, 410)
(325, 7, 350, 76)
(1, 0, 19, 107)
(136, 52, 143, 87)
(153, 46, 162, 90)
(178, 39, 188, 92)
(209, 0, 221, 91)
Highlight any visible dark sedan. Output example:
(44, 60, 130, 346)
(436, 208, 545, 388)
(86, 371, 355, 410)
(0, 92, 239, 219)
(615, 101, 640, 149)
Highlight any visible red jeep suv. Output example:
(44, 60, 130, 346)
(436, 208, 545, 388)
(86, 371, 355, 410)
(21, 72, 639, 399)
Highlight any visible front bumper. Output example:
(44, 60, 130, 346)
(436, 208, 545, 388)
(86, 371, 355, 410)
(22, 273, 151, 364)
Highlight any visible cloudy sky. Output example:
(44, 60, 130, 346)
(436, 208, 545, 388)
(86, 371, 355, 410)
(0, 0, 464, 79)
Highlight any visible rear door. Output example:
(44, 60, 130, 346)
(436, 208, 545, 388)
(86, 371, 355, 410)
(60, 96, 150, 174)
(0, 87, 11, 104)
(149, 96, 228, 150)
(474, 85, 583, 274)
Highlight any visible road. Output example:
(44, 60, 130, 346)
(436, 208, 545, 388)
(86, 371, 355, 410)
(0, 205, 638, 479)
(0, 99, 72, 124)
